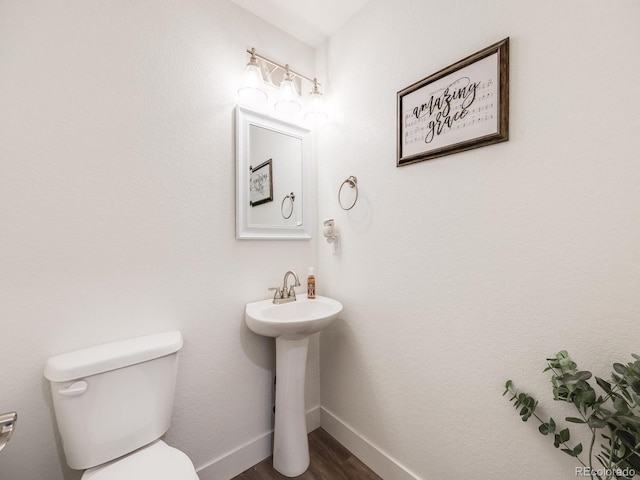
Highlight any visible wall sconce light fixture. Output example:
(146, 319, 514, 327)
(274, 65, 301, 114)
(238, 48, 268, 105)
(238, 48, 327, 123)
(305, 78, 328, 123)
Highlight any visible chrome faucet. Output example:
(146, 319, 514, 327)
(269, 270, 301, 304)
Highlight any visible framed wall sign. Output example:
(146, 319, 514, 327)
(397, 38, 509, 166)
(249, 158, 273, 207)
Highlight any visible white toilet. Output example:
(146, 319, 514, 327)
(44, 331, 199, 479)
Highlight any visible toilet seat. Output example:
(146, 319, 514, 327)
(82, 440, 199, 480)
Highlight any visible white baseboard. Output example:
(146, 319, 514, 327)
(306, 403, 321, 431)
(196, 406, 321, 480)
(195, 429, 272, 480)
(320, 407, 420, 480)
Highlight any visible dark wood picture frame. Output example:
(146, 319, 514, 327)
(397, 38, 509, 166)
(249, 158, 273, 207)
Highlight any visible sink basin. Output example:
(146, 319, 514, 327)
(245, 295, 343, 340)
(245, 294, 343, 476)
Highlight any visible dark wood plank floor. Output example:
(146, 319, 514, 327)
(232, 428, 382, 480)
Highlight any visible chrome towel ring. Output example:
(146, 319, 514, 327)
(281, 192, 295, 219)
(338, 176, 358, 210)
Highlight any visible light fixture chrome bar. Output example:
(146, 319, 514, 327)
(246, 48, 321, 87)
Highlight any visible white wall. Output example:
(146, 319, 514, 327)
(3, 1, 640, 479)
(317, 1, 640, 479)
(0, 1, 319, 479)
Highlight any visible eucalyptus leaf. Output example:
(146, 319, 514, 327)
(614, 363, 627, 375)
(621, 388, 633, 403)
(587, 415, 607, 429)
(575, 371, 592, 381)
(566, 417, 586, 424)
(553, 433, 561, 448)
(504, 351, 640, 478)
(596, 377, 613, 395)
(614, 396, 630, 414)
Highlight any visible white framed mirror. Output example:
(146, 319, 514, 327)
(235, 106, 313, 240)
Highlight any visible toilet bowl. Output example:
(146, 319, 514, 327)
(44, 331, 199, 479)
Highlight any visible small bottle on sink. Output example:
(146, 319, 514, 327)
(307, 267, 316, 299)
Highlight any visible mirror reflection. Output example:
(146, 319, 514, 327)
(249, 124, 302, 225)
(236, 106, 312, 239)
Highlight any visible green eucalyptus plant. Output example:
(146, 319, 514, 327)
(504, 351, 640, 479)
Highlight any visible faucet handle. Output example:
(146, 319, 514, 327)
(268, 287, 283, 299)
(288, 286, 297, 299)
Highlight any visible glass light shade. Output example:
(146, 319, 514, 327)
(305, 91, 328, 124)
(274, 76, 301, 114)
(238, 63, 267, 105)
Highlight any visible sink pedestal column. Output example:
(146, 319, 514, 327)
(273, 336, 310, 477)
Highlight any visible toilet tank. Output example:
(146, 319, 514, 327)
(44, 331, 184, 470)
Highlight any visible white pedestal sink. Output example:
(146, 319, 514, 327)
(245, 295, 343, 477)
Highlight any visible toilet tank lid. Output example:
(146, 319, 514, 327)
(44, 331, 184, 382)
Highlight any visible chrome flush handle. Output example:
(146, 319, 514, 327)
(0, 412, 17, 453)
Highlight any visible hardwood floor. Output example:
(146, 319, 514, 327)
(232, 428, 382, 480)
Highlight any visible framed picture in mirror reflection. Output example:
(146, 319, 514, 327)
(249, 158, 273, 207)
